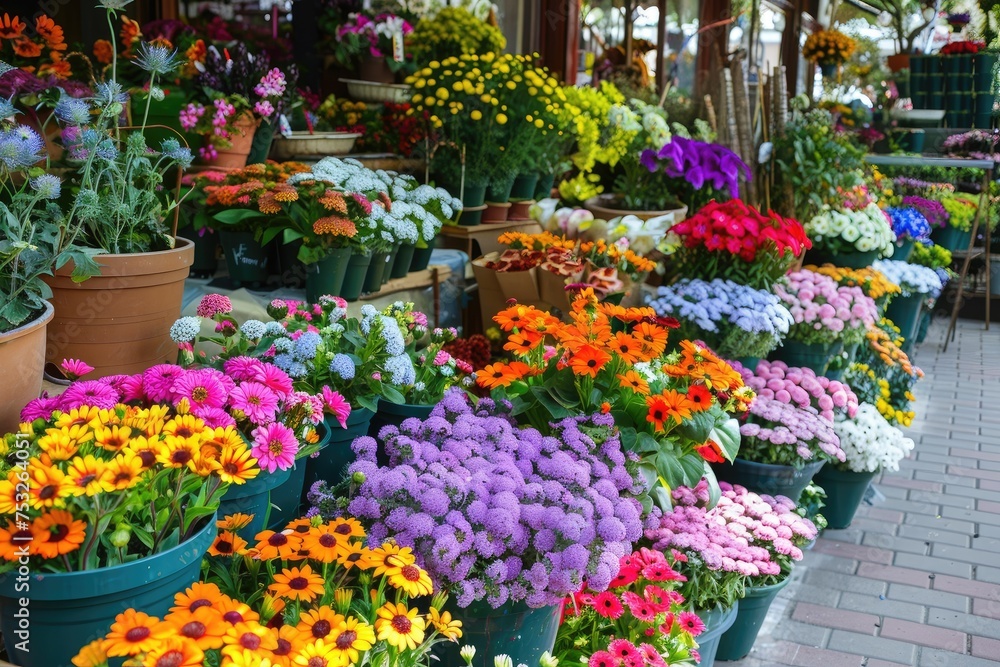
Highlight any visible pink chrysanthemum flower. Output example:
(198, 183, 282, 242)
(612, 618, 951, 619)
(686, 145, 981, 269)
(196, 293, 233, 318)
(59, 381, 121, 411)
(321, 386, 351, 429)
(253, 363, 294, 400)
(433, 350, 451, 367)
(20, 395, 61, 422)
(608, 639, 642, 667)
(143, 364, 186, 402)
(251, 422, 298, 472)
(120, 374, 146, 402)
(59, 358, 94, 381)
(193, 405, 237, 428)
(172, 369, 228, 410)
(229, 381, 279, 425)
(587, 651, 616, 667)
(224, 356, 264, 382)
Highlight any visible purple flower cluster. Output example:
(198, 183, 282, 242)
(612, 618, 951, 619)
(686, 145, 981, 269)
(901, 196, 949, 229)
(739, 395, 844, 466)
(640, 137, 750, 200)
(344, 388, 645, 609)
(738, 359, 859, 422)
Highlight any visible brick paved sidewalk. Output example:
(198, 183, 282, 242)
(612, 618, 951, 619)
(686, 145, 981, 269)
(726, 317, 1000, 666)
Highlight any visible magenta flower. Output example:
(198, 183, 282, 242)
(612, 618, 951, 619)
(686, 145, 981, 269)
(321, 386, 351, 428)
(677, 611, 705, 637)
(142, 364, 186, 402)
(251, 422, 298, 472)
(193, 405, 237, 428)
(58, 381, 121, 411)
(171, 368, 228, 410)
(223, 356, 265, 382)
(59, 358, 94, 381)
(196, 293, 233, 319)
(253, 363, 294, 401)
(20, 395, 61, 422)
(229, 381, 279, 425)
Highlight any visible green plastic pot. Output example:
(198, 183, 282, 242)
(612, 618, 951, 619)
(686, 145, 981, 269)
(712, 458, 826, 503)
(410, 244, 434, 272)
(486, 175, 515, 203)
(884, 293, 924, 349)
(931, 225, 973, 252)
(534, 172, 556, 200)
(341, 252, 373, 302)
(975, 53, 998, 88)
(368, 402, 434, 465)
(305, 247, 352, 303)
(269, 423, 333, 529)
(456, 183, 488, 225)
(278, 238, 306, 288)
(383, 245, 400, 285)
(694, 603, 739, 667)
(0, 513, 216, 667)
(302, 406, 376, 503)
(813, 466, 878, 529)
(803, 248, 879, 269)
(219, 230, 272, 287)
(392, 243, 417, 279)
(769, 339, 843, 375)
(894, 239, 916, 262)
(436, 599, 561, 667)
(177, 226, 219, 278)
(363, 251, 390, 294)
(716, 578, 791, 661)
(910, 54, 927, 109)
(247, 119, 276, 164)
(916, 309, 932, 344)
(220, 467, 292, 540)
(510, 173, 540, 200)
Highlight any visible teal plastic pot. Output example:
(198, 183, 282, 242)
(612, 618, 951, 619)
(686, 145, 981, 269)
(813, 466, 878, 529)
(486, 175, 515, 203)
(219, 230, 271, 287)
(340, 251, 373, 302)
(305, 247, 352, 303)
(177, 226, 219, 278)
(931, 225, 973, 252)
(363, 251, 390, 294)
(769, 339, 843, 375)
(534, 172, 555, 200)
(457, 183, 488, 225)
(712, 458, 826, 503)
(269, 424, 332, 529)
(436, 600, 561, 667)
(247, 119, 276, 164)
(716, 578, 791, 660)
(278, 238, 306, 288)
(510, 172, 540, 200)
(0, 513, 216, 667)
(733, 357, 761, 372)
(368, 402, 434, 465)
(219, 468, 291, 540)
(894, 239, 916, 262)
(916, 309, 932, 344)
(392, 243, 417, 279)
(410, 244, 434, 272)
(884, 292, 924, 348)
(302, 406, 376, 503)
(382, 245, 400, 285)
(694, 603, 739, 667)
(803, 248, 879, 269)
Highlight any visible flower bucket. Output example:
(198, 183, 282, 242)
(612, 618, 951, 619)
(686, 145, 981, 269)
(277, 238, 305, 288)
(769, 339, 843, 375)
(716, 578, 790, 660)
(0, 513, 216, 667)
(246, 119, 276, 165)
(535, 172, 556, 200)
(302, 406, 376, 501)
(382, 245, 400, 285)
(220, 468, 292, 540)
(509, 200, 535, 220)
(362, 251, 390, 294)
(884, 293, 924, 347)
(436, 600, 561, 667)
(813, 466, 878, 529)
(392, 243, 417, 279)
(368, 402, 434, 465)
(459, 204, 488, 226)
(733, 357, 761, 372)
(803, 248, 879, 269)
(916, 309, 932, 343)
(305, 247, 352, 303)
(712, 458, 826, 503)
(584, 194, 688, 222)
(820, 62, 838, 78)
(693, 603, 739, 667)
(0, 302, 53, 436)
(359, 57, 395, 83)
(177, 226, 219, 278)
(410, 244, 435, 272)
(455, 183, 488, 225)
(341, 251, 373, 302)
(894, 239, 916, 262)
(931, 225, 973, 252)
(483, 202, 513, 223)
(220, 230, 271, 287)
(510, 173, 540, 200)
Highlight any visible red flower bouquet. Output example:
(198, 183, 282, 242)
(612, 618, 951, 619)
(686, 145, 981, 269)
(669, 200, 811, 289)
(940, 40, 985, 54)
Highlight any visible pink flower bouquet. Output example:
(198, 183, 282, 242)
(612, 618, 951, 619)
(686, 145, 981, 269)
(773, 269, 878, 346)
(738, 359, 860, 423)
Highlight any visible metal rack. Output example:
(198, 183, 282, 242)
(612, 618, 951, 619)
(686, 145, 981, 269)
(865, 155, 996, 352)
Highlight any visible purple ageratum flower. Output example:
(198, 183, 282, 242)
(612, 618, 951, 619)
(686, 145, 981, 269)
(328, 387, 645, 609)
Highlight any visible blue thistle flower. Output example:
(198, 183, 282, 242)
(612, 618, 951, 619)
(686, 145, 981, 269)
(54, 96, 92, 126)
(134, 43, 181, 76)
(29, 174, 61, 200)
(0, 96, 16, 120)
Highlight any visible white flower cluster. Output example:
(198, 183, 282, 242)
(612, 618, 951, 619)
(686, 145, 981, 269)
(531, 197, 672, 256)
(873, 259, 944, 297)
(834, 402, 914, 473)
(287, 157, 386, 194)
(806, 204, 896, 256)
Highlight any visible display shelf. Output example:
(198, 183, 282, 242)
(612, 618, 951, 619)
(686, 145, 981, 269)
(438, 220, 543, 259)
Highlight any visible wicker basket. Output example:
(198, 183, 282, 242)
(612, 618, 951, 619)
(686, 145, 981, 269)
(340, 78, 410, 103)
(269, 132, 361, 160)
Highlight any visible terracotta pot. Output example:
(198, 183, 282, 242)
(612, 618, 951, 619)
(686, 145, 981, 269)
(0, 302, 54, 434)
(43, 238, 195, 378)
(201, 112, 259, 170)
(584, 194, 687, 222)
(483, 202, 513, 223)
(509, 200, 535, 220)
(887, 53, 911, 72)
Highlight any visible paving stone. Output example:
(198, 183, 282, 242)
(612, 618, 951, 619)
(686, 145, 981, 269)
(971, 596, 1000, 620)
(930, 543, 1000, 566)
(974, 565, 1000, 585)
(893, 552, 974, 579)
(861, 533, 929, 556)
(901, 459, 950, 474)
(863, 507, 906, 523)
(897, 524, 972, 548)
(800, 551, 860, 574)
(803, 568, 884, 594)
(765, 640, 864, 667)
(812, 539, 894, 565)
(769, 618, 833, 647)
(977, 499, 1000, 513)
(825, 630, 918, 664)
(918, 648, 1000, 667)
(927, 607, 1000, 636)
(865, 661, 912, 667)
(903, 514, 976, 534)
(925, 492, 978, 509)
(978, 479, 1000, 492)
(823, 528, 864, 545)
(886, 583, 970, 612)
(970, 635, 1000, 660)
(932, 575, 1000, 600)
(792, 602, 880, 635)
(913, 472, 978, 488)
(879, 617, 967, 652)
(856, 563, 933, 588)
(850, 517, 898, 536)
(880, 476, 945, 493)
(838, 591, 925, 622)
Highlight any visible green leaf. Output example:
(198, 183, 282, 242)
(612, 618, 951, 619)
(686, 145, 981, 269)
(381, 385, 406, 405)
(675, 407, 716, 443)
(357, 395, 379, 413)
(654, 450, 686, 489)
(213, 209, 266, 225)
(633, 431, 662, 454)
(702, 463, 721, 509)
(528, 386, 573, 421)
(183, 505, 218, 533)
(710, 417, 742, 463)
(259, 226, 284, 246)
(678, 453, 708, 487)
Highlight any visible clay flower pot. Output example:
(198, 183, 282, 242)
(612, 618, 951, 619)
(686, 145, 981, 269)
(0, 302, 54, 434)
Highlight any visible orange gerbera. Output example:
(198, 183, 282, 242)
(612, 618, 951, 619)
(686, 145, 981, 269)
(12, 37, 42, 58)
(328, 516, 366, 539)
(38, 52, 71, 78)
(269, 564, 326, 602)
(171, 582, 226, 614)
(35, 15, 66, 48)
(297, 606, 344, 641)
(166, 606, 228, 650)
(209, 530, 248, 557)
(120, 16, 141, 48)
(494, 304, 542, 332)
(92, 39, 113, 65)
(265, 624, 304, 667)
(0, 13, 25, 39)
(685, 384, 714, 412)
(221, 621, 278, 659)
(661, 389, 696, 422)
(102, 610, 171, 657)
(503, 331, 542, 355)
(633, 321, 669, 357)
(301, 526, 342, 563)
(335, 540, 376, 571)
(477, 361, 529, 390)
(646, 390, 695, 430)
(696, 440, 727, 463)
(71, 639, 107, 667)
(645, 394, 672, 432)
(254, 529, 303, 560)
(217, 513, 255, 531)
(216, 597, 260, 625)
(30, 509, 86, 558)
(607, 332, 645, 364)
(568, 344, 611, 378)
(617, 370, 650, 396)
(0, 521, 34, 561)
(142, 637, 204, 667)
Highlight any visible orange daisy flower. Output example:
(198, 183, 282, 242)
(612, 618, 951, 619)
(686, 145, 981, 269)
(35, 15, 66, 49)
(606, 332, 645, 364)
(12, 37, 42, 58)
(0, 13, 26, 39)
(93, 39, 113, 65)
(208, 530, 247, 557)
(254, 529, 303, 560)
(493, 304, 542, 332)
(166, 606, 227, 650)
(266, 624, 304, 667)
(568, 344, 611, 378)
(217, 513, 255, 531)
(660, 389, 696, 423)
(101, 610, 170, 657)
(633, 321, 669, 357)
(477, 362, 528, 390)
(327, 517, 366, 539)
(301, 527, 342, 563)
(645, 394, 672, 432)
(297, 606, 344, 641)
(140, 637, 203, 667)
(171, 582, 225, 614)
(503, 331, 542, 355)
(268, 564, 326, 602)
(29, 509, 86, 559)
(686, 384, 714, 412)
(334, 540, 375, 571)
(0, 521, 34, 561)
(216, 597, 260, 625)
(617, 370, 650, 396)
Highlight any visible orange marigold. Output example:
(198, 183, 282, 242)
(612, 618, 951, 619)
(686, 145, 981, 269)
(93, 39, 113, 65)
(38, 53, 71, 78)
(313, 217, 357, 237)
(35, 15, 65, 50)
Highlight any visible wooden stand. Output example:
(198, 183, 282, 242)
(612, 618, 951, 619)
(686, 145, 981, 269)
(359, 265, 451, 327)
(438, 220, 543, 259)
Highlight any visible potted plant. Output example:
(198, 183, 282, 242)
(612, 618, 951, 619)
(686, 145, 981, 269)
(908, 242, 953, 340)
(334, 389, 647, 667)
(554, 549, 699, 667)
(0, 359, 316, 666)
(648, 279, 794, 369)
(408, 5, 506, 67)
(815, 403, 915, 529)
(844, 318, 924, 428)
(884, 206, 932, 261)
(771, 269, 879, 373)
(802, 28, 856, 77)
(934, 191, 978, 251)
(873, 259, 943, 349)
(334, 12, 415, 84)
(803, 200, 897, 269)
(72, 513, 463, 667)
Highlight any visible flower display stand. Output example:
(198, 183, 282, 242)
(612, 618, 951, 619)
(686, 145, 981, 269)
(439, 219, 543, 259)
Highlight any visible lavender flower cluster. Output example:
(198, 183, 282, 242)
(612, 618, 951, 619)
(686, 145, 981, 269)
(739, 396, 845, 466)
(345, 388, 646, 609)
(649, 279, 793, 337)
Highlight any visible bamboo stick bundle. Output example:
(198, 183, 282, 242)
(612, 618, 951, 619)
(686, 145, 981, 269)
(730, 54, 757, 205)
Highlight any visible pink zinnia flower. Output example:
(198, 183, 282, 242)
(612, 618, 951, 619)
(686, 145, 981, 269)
(224, 356, 265, 382)
(433, 350, 451, 366)
(321, 386, 351, 428)
(20, 395, 61, 422)
(143, 364, 185, 402)
(172, 369, 228, 410)
(59, 358, 94, 381)
(193, 405, 237, 428)
(196, 293, 233, 318)
(120, 374, 146, 402)
(677, 611, 705, 637)
(253, 363, 294, 400)
(59, 381, 120, 411)
(251, 422, 298, 472)
(229, 381, 279, 425)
